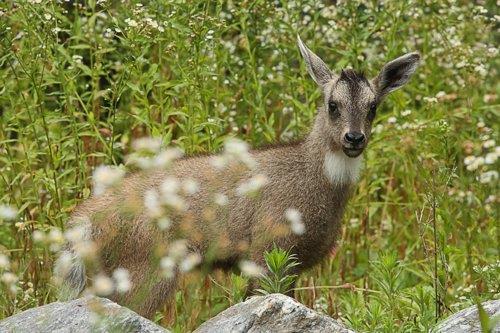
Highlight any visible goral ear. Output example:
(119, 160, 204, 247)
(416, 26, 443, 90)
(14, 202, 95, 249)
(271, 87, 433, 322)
(374, 52, 420, 98)
(297, 35, 333, 87)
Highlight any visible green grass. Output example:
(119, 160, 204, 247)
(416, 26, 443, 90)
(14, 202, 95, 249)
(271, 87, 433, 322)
(0, 0, 498, 332)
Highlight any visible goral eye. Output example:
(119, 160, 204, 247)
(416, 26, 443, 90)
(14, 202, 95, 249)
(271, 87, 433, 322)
(367, 102, 377, 121)
(328, 101, 339, 117)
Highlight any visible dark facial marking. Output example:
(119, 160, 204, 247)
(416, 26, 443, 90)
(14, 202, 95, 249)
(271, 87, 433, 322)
(367, 102, 377, 122)
(328, 100, 340, 119)
(338, 69, 369, 100)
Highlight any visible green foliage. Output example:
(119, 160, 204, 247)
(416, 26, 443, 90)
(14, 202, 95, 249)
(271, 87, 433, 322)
(0, 0, 498, 331)
(256, 246, 300, 295)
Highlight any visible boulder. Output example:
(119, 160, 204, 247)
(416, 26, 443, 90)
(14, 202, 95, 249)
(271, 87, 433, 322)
(0, 295, 169, 333)
(194, 293, 355, 333)
(437, 299, 500, 333)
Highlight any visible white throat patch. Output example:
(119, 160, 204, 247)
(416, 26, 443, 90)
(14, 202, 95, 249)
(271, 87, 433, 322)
(323, 151, 363, 185)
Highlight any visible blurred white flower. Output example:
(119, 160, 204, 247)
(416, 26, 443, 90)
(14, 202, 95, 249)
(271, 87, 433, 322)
(223, 138, 256, 169)
(15, 221, 26, 231)
(72, 55, 83, 65)
(153, 148, 183, 169)
(179, 253, 202, 272)
(483, 140, 495, 149)
(0, 254, 10, 270)
(401, 109, 412, 117)
(92, 165, 125, 196)
(213, 193, 228, 206)
(54, 252, 73, 278)
(125, 18, 139, 28)
(485, 152, 498, 164)
(157, 217, 172, 230)
(160, 256, 176, 278)
(387, 116, 397, 124)
(64, 225, 87, 244)
(32, 230, 46, 243)
(239, 260, 265, 277)
(48, 228, 64, 252)
(182, 178, 199, 195)
(236, 174, 269, 197)
(474, 64, 487, 76)
(168, 240, 188, 260)
(93, 274, 114, 296)
(466, 156, 484, 171)
(1, 272, 17, 285)
(463, 155, 476, 166)
(285, 208, 305, 235)
(210, 156, 227, 170)
(0, 204, 17, 220)
(479, 171, 498, 184)
(144, 189, 163, 218)
(160, 177, 180, 194)
(159, 177, 186, 210)
(112, 268, 132, 293)
(435, 91, 446, 99)
(132, 137, 162, 153)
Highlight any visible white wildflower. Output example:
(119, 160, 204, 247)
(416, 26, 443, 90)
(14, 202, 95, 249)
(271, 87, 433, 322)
(387, 116, 397, 124)
(160, 256, 176, 278)
(32, 230, 46, 243)
(213, 193, 228, 206)
(92, 165, 125, 196)
(479, 171, 498, 184)
(485, 152, 497, 164)
(179, 253, 202, 272)
(72, 55, 83, 65)
(112, 268, 132, 293)
(483, 140, 495, 149)
(239, 260, 265, 277)
(463, 156, 476, 166)
(435, 91, 446, 99)
(48, 228, 64, 252)
(144, 189, 163, 218)
(125, 18, 139, 28)
(93, 274, 114, 296)
(132, 137, 162, 153)
(160, 177, 180, 194)
(466, 157, 484, 171)
(182, 178, 199, 195)
(0, 205, 17, 220)
(64, 225, 86, 244)
(0, 254, 10, 270)
(474, 64, 487, 77)
(210, 156, 228, 170)
(43, 13, 52, 21)
(73, 240, 97, 260)
(236, 174, 269, 197)
(223, 138, 256, 169)
(157, 217, 171, 230)
(153, 148, 183, 169)
(285, 208, 305, 235)
(1, 272, 17, 285)
(168, 240, 188, 260)
(401, 109, 412, 117)
(54, 252, 72, 278)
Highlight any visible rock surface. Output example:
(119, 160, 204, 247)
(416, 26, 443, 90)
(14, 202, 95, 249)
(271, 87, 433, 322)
(437, 299, 500, 333)
(0, 295, 169, 333)
(194, 293, 355, 333)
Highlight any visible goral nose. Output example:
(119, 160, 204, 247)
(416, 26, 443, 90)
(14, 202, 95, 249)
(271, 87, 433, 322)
(344, 132, 365, 145)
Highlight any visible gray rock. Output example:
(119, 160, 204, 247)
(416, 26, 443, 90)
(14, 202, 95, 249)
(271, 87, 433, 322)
(0, 296, 169, 333)
(194, 293, 355, 333)
(436, 299, 500, 333)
